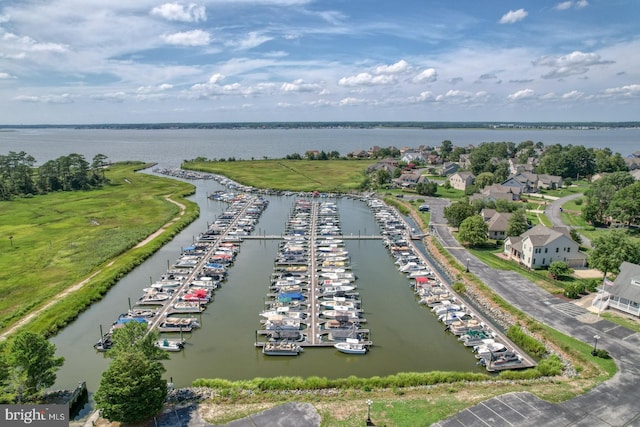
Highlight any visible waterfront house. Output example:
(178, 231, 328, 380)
(449, 171, 475, 191)
(440, 162, 460, 177)
(503, 225, 586, 268)
(595, 261, 640, 317)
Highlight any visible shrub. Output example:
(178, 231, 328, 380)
(506, 325, 546, 357)
(452, 282, 466, 293)
(592, 349, 611, 359)
(574, 198, 583, 206)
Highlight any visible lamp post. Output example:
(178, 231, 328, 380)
(366, 399, 373, 425)
(591, 334, 600, 356)
(466, 257, 470, 273)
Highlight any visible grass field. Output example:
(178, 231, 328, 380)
(0, 162, 197, 336)
(183, 159, 376, 192)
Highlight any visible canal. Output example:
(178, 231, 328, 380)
(50, 174, 483, 397)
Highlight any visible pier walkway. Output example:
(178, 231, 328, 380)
(146, 197, 259, 334)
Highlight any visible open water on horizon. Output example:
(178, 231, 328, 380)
(1, 127, 639, 167)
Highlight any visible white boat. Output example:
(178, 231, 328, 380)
(474, 341, 508, 359)
(155, 339, 184, 352)
(432, 302, 463, 316)
(399, 262, 427, 273)
(334, 338, 368, 355)
(322, 310, 360, 319)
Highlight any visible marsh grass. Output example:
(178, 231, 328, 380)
(0, 163, 197, 336)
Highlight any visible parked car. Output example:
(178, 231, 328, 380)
(418, 204, 430, 212)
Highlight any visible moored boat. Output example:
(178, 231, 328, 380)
(334, 338, 368, 355)
(155, 338, 185, 352)
(262, 341, 303, 356)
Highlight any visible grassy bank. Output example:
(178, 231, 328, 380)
(0, 162, 198, 337)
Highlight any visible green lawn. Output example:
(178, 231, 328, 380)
(183, 159, 375, 192)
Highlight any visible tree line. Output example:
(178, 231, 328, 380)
(0, 151, 110, 200)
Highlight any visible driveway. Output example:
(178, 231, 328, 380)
(546, 193, 592, 248)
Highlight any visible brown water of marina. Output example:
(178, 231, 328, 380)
(50, 179, 483, 396)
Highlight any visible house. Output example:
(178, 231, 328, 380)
(440, 162, 460, 177)
(394, 169, 430, 188)
(470, 184, 521, 202)
(449, 171, 475, 191)
(401, 151, 425, 164)
(503, 225, 586, 268)
(481, 209, 512, 240)
(537, 174, 563, 190)
(508, 158, 536, 175)
(595, 261, 640, 317)
(631, 169, 640, 181)
(503, 172, 562, 193)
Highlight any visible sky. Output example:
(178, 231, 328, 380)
(0, 0, 639, 124)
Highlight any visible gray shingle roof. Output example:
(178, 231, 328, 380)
(610, 261, 640, 303)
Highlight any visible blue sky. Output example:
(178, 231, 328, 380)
(0, 0, 638, 124)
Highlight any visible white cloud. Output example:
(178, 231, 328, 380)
(555, 0, 588, 10)
(0, 72, 14, 79)
(280, 79, 321, 92)
(535, 51, 614, 79)
(499, 9, 528, 24)
(338, 73, 396, 87)
(435, 90, 489, 104)
(14, 93, 74, 104)
(601, 84, 640, 98)
(412, 68, 437, 83)
(561, 90, 584, 100)
(507, 88, 536, 101)
(227, 32, 273, 50)
(151, 3, 207, 22)
(2, 32, 67, 53)
(555, 1, 573, 10)
(374, 60, 410, 75)
(408, 91, 434, 103)
(339, 97, 366, 106)
(162, 30, 210, 46)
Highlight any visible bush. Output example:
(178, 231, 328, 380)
(452, 282, 466, 293)
(506, 325, 546, 357)
(574, 198, 583, 206)
(592, 349, 611, 359)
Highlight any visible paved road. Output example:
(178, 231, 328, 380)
(546, 193, 592, 248)
(430, 204, 640, 427)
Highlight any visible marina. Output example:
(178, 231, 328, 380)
(94, 192, 270, 352)
(255, 199, 371, 353)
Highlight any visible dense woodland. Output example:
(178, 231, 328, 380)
(0, 152, 110, 200)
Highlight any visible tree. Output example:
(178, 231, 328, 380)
(475, 172, 494, 189)
(107, 320, 168, 362)
(95, 322, 168, 423)
(506, 209, 529, 237)
(444, 200, 476, 228)
(7, 331, 64, 400)
(94, 351, 167, 423)
(569, 228, 583, 245)
(583, 171, 634, 225)
(458, 215, 488, 247)
(548, 261, 572, 280)
(588, 231, 640, 280)
(440, 140, 453, 160)
(607, 182, 640, 226)
(415, 181, 438, 196)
